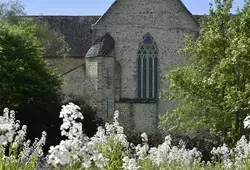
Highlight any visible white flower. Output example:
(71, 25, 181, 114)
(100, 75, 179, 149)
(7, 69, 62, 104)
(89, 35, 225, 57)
(136, 143, 149, 160)
(115, 134, 129, 148)
(48, 144, 71, 166)
(141, 133, 148, 143)
(114, 110, 119, 121)
(0, 108, 19, 145)
(3, 108, 9, 118)
(123, 156, 139, 170)
(148, 135, 201, 166)
(82, 160, 91, 168)
(92, 153, 109, 168)
(244, 116, 250, 129)
(48, 103, 109, 168)
(13, 124, 27, 148)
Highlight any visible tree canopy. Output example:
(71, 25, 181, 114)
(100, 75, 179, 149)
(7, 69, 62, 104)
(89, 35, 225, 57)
(0, 0, 70, 57)
(0, 0, 68, 149)
(0, 21, 62, 109)
(160, 0, 250, 146)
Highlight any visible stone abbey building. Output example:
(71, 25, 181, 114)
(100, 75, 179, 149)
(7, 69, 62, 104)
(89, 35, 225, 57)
(38, 0, 201, 137)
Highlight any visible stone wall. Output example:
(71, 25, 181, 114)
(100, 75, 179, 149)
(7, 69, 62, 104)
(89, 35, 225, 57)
(46, 58, 85, 97)
(95, 57, 121, 121)
(46, 58, 98, 105)
(91, 0, 199, 135)
(93, 0, 199, 99)
(46, 56, 121, 122)
(116, 102, 158, 136)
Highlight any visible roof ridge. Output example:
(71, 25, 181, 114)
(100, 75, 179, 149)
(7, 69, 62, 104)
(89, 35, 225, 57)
(18, 15, 101, 17)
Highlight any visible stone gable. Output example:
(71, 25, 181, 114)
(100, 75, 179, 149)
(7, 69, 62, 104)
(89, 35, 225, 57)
(92, 0, 199, 99)
(94, 0, 199, 32)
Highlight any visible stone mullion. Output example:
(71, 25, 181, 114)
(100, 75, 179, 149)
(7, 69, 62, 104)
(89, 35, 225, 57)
(143, 56, 147, 98)
(146, 53, 149, 98)
(140, 55, 143, 98)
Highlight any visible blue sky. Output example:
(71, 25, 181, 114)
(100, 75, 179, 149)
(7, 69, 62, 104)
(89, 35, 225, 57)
(0, 0, 245, 15)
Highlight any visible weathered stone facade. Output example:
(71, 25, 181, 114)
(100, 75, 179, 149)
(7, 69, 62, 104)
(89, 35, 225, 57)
(45, 0, 200, 138)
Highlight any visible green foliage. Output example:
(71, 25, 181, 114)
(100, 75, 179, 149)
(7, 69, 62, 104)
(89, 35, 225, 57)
(0, 144, 39, 170)
(0, 0, 70, 57)
(0, 0, 70, 150)
(160, 0, 250, 146)
(98, 137, 125, 170)
(137, 155, 203, 170)
(0, 19, 63, 149)
(0, 2, 66, 153)
(0, 21, 61, 108)
(137, 158, 153, 170)
(0, 0, 25, 24)
(32, 20, 70, 57)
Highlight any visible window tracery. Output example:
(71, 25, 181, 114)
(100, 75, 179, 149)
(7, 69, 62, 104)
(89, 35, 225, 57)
(137, 33, 158, 99)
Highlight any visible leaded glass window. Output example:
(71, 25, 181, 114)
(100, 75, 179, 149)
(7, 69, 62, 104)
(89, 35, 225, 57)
(137, 33, 159, 99)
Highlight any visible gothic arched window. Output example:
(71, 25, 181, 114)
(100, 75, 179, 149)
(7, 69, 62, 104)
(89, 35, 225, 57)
(137, 33, 158, 99)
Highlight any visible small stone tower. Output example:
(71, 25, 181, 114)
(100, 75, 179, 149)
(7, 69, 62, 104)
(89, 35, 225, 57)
(85, 33, 121, 121)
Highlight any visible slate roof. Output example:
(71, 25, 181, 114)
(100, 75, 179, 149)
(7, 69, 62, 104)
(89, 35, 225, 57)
(27, 15, 100, 58)
(26, 15, 202, 58)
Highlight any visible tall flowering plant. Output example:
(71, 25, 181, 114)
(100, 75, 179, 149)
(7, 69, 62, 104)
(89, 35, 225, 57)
(0, 108, 46, 169)
(48, 103, 130, 169)
(48, 103, 108, 168)
(4, 103, 250, 169)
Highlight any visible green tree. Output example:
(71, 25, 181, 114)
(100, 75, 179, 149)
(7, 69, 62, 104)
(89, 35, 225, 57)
(160, 0, 250, 146)
(0, 0, 68, 150)
(0, 0, 70, 57)
(0, 19, 63, 149)
(0, 21, 62, 108)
